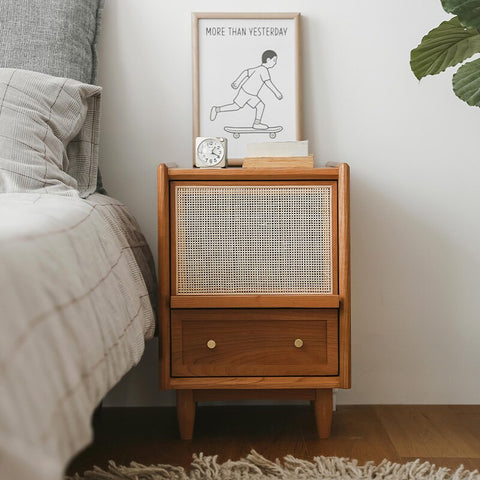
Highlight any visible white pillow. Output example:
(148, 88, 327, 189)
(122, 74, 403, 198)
(0, 68, 102, 197)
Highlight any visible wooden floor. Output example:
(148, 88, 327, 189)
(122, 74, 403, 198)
(67, 405, 480, 476)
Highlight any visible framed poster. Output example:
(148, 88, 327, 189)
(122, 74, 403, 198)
(192, 12, 302, 166)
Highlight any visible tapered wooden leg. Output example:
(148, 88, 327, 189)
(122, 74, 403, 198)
(313, 388, 333, 438)
(176, 389, 195, 440)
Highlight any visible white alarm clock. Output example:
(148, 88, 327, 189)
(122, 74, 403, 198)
(195, 137, 227, 168)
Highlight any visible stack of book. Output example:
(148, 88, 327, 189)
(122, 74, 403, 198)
(242, 140, 313, 168)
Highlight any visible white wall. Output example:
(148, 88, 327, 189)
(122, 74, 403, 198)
(99, 0, 480, 406)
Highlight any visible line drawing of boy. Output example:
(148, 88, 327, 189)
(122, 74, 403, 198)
(210, 50, 283, 129)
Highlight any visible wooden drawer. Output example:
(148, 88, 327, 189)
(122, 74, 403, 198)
(171, 309, 338, 377)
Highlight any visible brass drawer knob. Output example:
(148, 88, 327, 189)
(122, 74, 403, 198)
(294, 338, 304, 348)
(206, 339, 217, 349)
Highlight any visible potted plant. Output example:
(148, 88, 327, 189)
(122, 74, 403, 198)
(410, 0, 480, 107)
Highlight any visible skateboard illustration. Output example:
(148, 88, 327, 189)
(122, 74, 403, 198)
(210, 50, 284, 134)
(224, 125, 283, 139)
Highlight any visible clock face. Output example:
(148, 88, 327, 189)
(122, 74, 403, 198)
(196, 138, 226, 167)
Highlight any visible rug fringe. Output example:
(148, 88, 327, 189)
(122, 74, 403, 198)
(67, 449, 480, 480)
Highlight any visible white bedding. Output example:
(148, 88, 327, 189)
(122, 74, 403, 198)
(0, 192, 156, 480)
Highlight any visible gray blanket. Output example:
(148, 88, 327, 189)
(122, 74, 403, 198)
(0, 192, 155, 480)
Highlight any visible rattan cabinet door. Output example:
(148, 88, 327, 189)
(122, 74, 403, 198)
(171, 181, 337, 296)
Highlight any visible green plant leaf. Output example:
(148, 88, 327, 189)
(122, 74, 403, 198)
(441, 0, 480, 30)
(452, 57, 480, 106)
(410, 16, 480, 80)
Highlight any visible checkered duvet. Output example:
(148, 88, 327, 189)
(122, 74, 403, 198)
(0, 192, 155, 480)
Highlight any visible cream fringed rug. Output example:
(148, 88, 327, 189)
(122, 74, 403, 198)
(68, 450, 480, 480)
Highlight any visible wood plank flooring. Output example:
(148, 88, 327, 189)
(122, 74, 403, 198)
(67, 405, 480, 476)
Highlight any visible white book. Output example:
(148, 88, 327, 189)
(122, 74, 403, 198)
(246, 140, 309, 158)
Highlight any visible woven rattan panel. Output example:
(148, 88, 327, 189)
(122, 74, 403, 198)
(175, 184, 333, 294)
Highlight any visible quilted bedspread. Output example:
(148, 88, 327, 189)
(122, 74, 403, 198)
(0, 192, 156, 480)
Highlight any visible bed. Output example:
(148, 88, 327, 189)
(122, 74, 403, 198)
(0, 2, 156, 479)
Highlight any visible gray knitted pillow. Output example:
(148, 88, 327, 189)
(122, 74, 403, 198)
(0, 0, 106, 194)
(0, 0, 104, 84)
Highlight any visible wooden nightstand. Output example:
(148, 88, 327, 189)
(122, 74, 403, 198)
(157, 164, 350, 439)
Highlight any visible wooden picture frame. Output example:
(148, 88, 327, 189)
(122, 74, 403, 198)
(192, 12, 302, 166)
